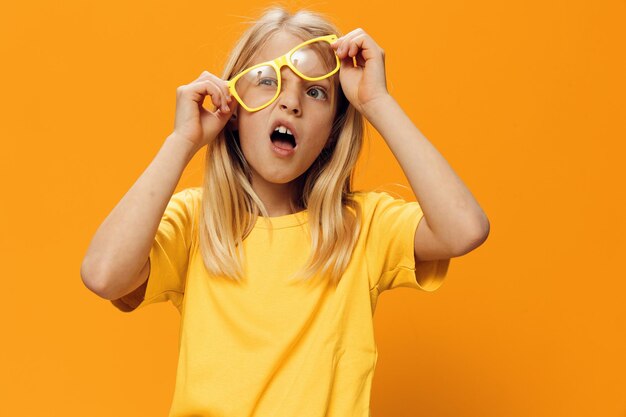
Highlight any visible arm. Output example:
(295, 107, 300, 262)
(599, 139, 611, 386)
(80, 133, 196, 301)
(109, 271, 150, 312)
(363, 94, 490, 259)
(332, 29, 489, 260)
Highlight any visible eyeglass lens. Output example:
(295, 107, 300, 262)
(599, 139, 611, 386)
(234, 40, 337, 110)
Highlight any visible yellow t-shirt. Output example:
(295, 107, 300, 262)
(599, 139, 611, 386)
(113, 186, 450, 416)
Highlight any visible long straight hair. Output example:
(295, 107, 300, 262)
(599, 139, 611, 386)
(198, 6, 366, 286)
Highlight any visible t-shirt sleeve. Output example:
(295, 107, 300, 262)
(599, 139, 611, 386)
(367, 191, 450, 293)
(111, 188, 197, 312)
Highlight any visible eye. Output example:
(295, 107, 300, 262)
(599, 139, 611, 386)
(258, 78, 278, 86)
(307, 86, 328, 100)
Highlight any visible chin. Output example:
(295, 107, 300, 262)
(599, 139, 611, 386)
(261, 171, 300, 184)
(248, 165, 297, 184)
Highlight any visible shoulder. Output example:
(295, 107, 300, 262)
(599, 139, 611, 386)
(349, 190, 387, 205)
(170, 186, 202, 199)
(351, 190, 425, 234)
(169, 187, 203, 224)
(175, 186, 202, 206)
(185, 186, 203, 198)
(350, 190, 415, 213)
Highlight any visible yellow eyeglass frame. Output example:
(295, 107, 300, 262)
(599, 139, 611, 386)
(226, 34, 354, 113)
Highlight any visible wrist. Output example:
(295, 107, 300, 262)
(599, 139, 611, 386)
(361, 93, 397, 125)
(361, 93, 396, 119)
(165, 132, 199, 162)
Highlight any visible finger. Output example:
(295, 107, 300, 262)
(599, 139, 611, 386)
(346, 35, 363, 58)
(210, 81, 232, 112)
(332, 28, 364, 56)
(223, 81, 233, 103)
(336, 48, 356, 68)
(346, 33, 381, 64)
(332, 36, 351, 58)
(225, 98, 238, 117)
(196, 79, 229, 112)
(204, 76, 232, 105)
(330, 34, 348, 55)
(355, 52, 367, 68)
(339, 54, 358, 69)
(203, 72, 232, 104)
(334, 35, 365, 69)
(336, 28, 364, 45)
(193, 70, 212, 82)
(194, 71, 232, 105)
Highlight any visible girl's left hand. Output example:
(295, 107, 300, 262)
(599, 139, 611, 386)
(330, 28, 390, 115)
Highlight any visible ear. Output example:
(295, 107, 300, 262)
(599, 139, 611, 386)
(228, 111, 238, 130)
(323, 134, 336, 151)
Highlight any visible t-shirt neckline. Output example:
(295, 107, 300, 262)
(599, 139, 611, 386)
(254, 210, 309, 229)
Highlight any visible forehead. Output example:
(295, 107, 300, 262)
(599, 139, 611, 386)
(254, 31, 307, 62)
(251, 31, 339, 88)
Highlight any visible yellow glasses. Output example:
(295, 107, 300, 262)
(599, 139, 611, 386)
(226, 34, 348, 113)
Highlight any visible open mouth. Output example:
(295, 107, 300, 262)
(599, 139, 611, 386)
(270, 129, 298, 150)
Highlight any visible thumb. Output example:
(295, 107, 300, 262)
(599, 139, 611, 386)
(213, 102, 235, 123)
(221, 99, 238, 118)
(339, 55, 358, 72)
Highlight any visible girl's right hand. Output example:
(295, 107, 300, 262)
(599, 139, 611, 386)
(171, 70, 237, 152)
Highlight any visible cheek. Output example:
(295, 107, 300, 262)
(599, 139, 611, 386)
(236, 127, 257, 162)
(308, 119, 334, 153)
(238, 117, 266, 148)
(239, 135, 261, 164)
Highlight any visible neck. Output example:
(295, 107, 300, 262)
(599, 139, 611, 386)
(251, 172, 305, 217)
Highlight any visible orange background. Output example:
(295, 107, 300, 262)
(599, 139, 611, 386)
(1, 0, 624, 415)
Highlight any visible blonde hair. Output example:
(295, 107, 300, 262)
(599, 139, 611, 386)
(198, 5, 365, 286)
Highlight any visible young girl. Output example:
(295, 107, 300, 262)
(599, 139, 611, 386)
(81, 6, 489, 417)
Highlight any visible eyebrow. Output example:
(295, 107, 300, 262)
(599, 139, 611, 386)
(281, 77, 331, 88)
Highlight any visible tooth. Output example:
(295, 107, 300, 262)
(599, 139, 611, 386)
(286, 128, 292, 135)
(278, 126, 287, 134)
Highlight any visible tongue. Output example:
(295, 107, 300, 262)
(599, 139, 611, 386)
(272, 139, 294, 150)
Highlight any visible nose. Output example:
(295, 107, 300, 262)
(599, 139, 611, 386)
(277, 68, 301, 115)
